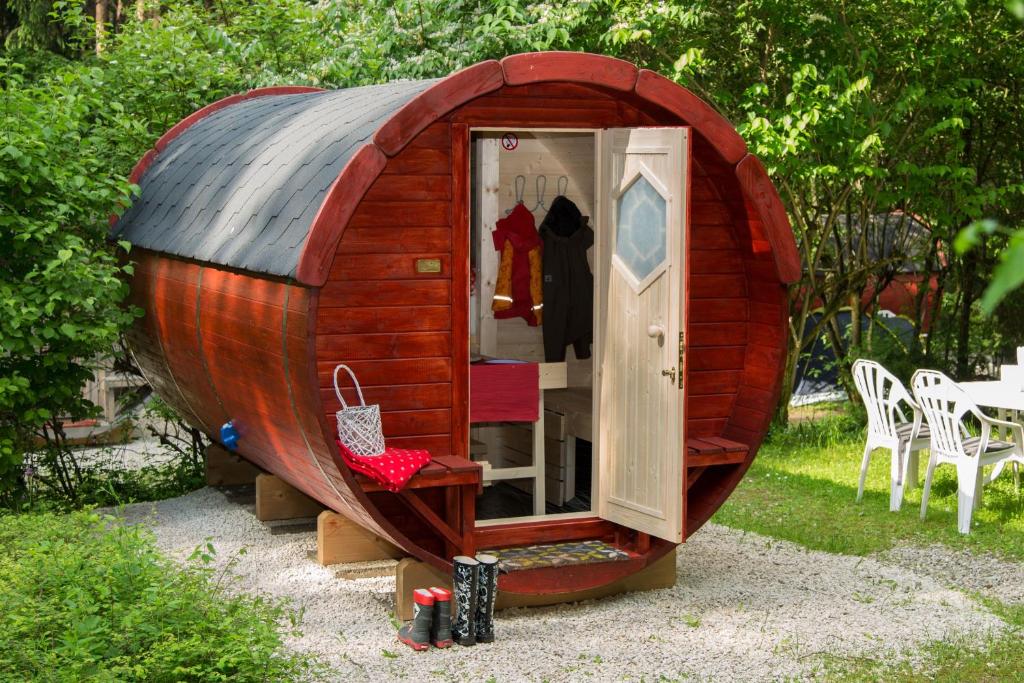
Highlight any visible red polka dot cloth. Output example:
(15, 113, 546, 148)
(336, 440, 431, 492)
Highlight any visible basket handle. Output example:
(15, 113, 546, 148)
(332, 364, 367, 410)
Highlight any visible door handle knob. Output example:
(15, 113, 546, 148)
(662, 367, 676, 383)
(647, 324, 665, 340)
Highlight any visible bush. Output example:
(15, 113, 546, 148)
(0, 58, 140, 505)
(0, 510, 318, 681)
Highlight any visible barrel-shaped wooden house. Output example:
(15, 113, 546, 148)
(114, 52, 799, 596)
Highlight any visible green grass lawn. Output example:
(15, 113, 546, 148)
(714, 413, 1024, 681)
(716, 418, 1024, 561)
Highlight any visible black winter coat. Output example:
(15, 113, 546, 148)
(538, 196, 594, 362)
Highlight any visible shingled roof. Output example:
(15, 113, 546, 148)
(113, 79, 436, 279)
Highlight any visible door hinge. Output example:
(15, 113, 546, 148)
(678, 331, 686, 390)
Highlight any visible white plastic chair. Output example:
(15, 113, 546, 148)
(911, 369, 1024, 534)
(852, 360, 930, 511)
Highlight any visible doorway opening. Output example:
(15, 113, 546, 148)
(468, 129, 598, 523)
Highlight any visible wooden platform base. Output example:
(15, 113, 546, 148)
(316, 510, 405, 566)
(255, 474, 324, 521)
(205, 443, 262, 485)
(394, 548, 677, 620)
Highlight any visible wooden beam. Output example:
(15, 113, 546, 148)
(395, 558, 450, 620)
(394, 548, 677, 620)
(397, 490, 464, 550)
(255, 474, 324, 521)
(205, 443, 261, 486)
(316, 510, 404, 566)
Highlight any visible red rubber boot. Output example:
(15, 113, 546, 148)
(428, 587, 454, 648)
(397, 588, 435, 651)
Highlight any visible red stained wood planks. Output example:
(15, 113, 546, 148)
(501, 52, 639, 92)
(374, 61, 504, 156)
(319, 279, 450, 308)
(450, 123, 471, 458)
(330, 253, 451, 281)
(315, 358, 452, 387)
(316, 306, 451, 335)
(296, 144, 388, 286)
(735, 154, 801, 284)
(315, 331, 452, 359)
(634, 70, 747, 165)
(690, 274, 747, 299)
(363, 175, 451, 202)
(340, 227, 452, 254)
(346, 201, 450, 228)
(320, 383, 452, 412)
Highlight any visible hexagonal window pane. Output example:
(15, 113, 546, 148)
(615, 175, 667, 282)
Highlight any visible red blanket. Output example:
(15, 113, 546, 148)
(336, 440, 431, 492)
(469, 361, 539, 423)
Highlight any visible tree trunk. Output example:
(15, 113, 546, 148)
(95, 0, 108, 54)
(955, 251, 977, 378)
(775, 341, 801, 426)
(136, 0, 144, 21)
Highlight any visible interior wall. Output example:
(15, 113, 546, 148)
(472, 131, 595, 387)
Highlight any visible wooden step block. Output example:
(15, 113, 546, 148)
(395, 557, 449, 619)
(394, 548, 676, 620)
(205, 443, 262, 486)
(254, 474, 324, 521)
(317, 510, 405, 566)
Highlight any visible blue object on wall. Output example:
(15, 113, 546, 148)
(220, 421, 240, 451)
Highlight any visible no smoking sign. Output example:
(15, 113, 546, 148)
(501, 133, 518, 151)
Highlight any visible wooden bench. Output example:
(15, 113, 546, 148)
(354, 455, 483, 558)
(685, 437, 748, 490)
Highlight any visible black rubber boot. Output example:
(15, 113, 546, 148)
(397, 588, 434, 651)
(474, 554, 499, 643)
(428, 586, 453, 648)
(451, 555, 479, 646)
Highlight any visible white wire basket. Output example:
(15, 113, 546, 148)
(333, 364, 385, 457)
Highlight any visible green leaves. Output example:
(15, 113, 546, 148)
(956, 220, 1024, 315)
(0, 511, 317, 680)
(0, 56, 140, 500)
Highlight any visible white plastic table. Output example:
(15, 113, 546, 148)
(956, 380, 1024, 493)
(959, 380, 1024, 413)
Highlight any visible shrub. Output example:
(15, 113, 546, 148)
(0, 510, 318, 681)
(0, 58, 140, 505)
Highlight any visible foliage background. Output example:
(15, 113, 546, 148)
(1, 0, 1023, 499)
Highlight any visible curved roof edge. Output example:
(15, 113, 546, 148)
(118, 53, 796, 288)
(735, 154, 801, 284)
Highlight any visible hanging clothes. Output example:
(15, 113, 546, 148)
(491, 202, 543, 326)
(539, 196, 593, 362)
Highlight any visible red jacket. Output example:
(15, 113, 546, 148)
(491, 203, 543, 326)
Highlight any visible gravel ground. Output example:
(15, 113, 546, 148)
(877, 544, 1024, 606)
(116, 487, 1010, 682)
(75, 437, 178, 470)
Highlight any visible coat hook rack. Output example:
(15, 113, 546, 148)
(505, 175, 527, 215)
(530, 175, 548, 212)
(556, 175, 569, 198)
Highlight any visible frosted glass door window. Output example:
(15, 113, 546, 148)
(615, 175, 667, 281)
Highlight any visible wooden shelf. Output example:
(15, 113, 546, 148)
(685, 437, 748, 468)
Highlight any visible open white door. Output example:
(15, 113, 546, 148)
(596, 127, 688, 543)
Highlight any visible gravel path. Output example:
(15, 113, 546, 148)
(876, 544, 1024, 606)
(117, 488, 1009, 682)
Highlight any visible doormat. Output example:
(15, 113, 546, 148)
(493, 539, 632, 571)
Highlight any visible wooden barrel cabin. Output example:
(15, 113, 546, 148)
(114, 52, 799, 596)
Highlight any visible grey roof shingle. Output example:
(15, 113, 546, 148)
(113, 79, 437, 280)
